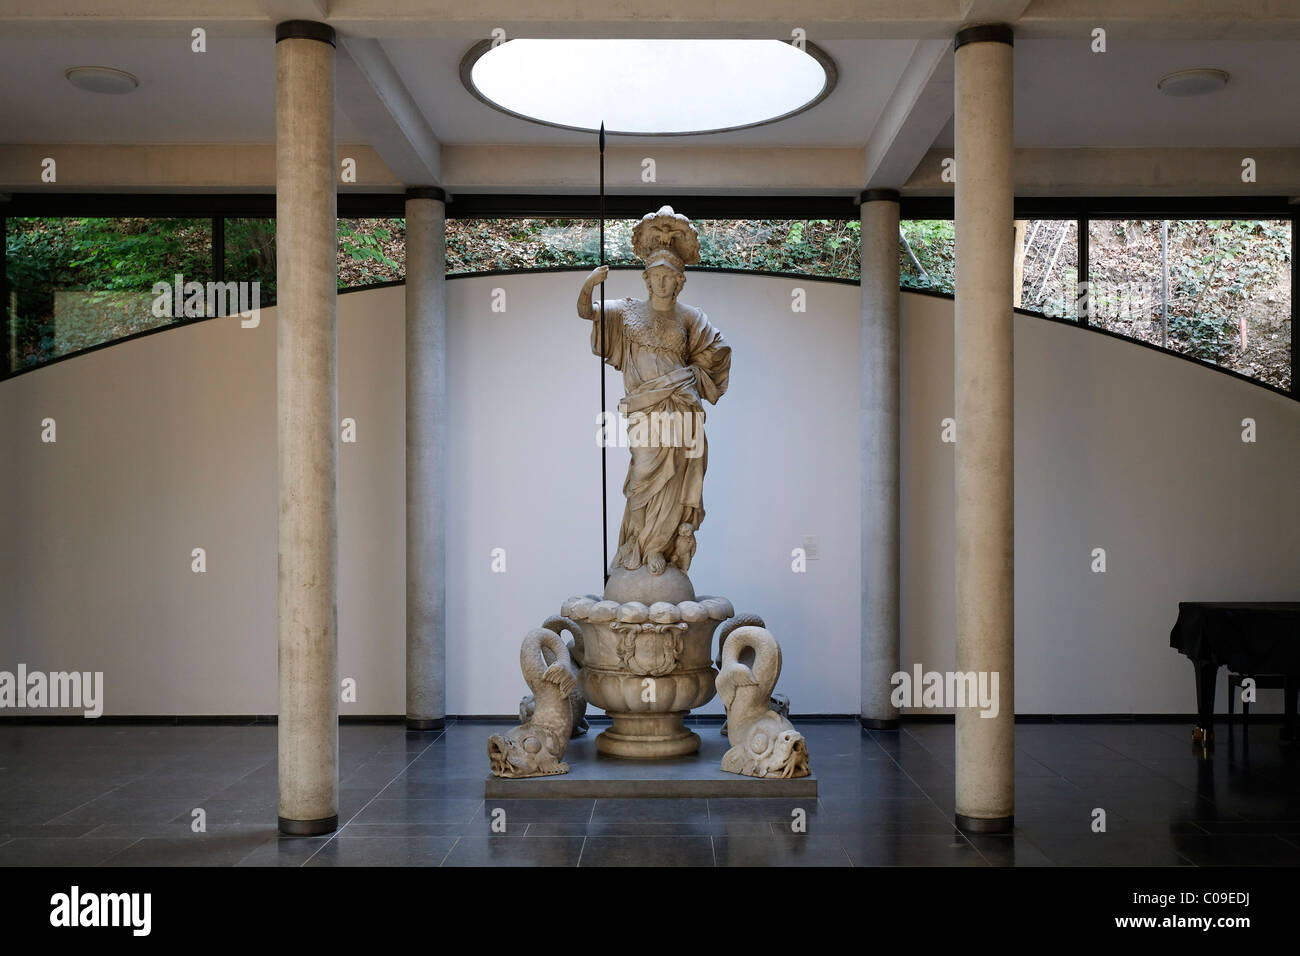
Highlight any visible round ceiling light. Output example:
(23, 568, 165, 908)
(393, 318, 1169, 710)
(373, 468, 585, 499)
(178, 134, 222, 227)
(461, 39, 836, 135)
(65, 66, 139, 94)
(1156, 68, 1229, 97)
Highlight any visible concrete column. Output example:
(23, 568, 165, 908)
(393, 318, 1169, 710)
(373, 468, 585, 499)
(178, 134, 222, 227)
(953, 23, 1015, 833)
(405, 187, 448, 730)
(275, 20, 339, 836)
(859, 189, 902, 731)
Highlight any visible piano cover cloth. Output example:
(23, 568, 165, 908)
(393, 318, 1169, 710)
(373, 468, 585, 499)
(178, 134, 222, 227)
(1170, 602, 1300, 674)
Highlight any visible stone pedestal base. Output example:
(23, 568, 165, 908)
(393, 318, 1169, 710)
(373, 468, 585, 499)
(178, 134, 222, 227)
(596, 711, 700, 758)
(485, 730, 819, 797)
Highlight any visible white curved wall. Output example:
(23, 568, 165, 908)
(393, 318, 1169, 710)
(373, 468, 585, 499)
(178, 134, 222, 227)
(444, 270, 861, 718)
(902, 293, 1299, 715)
(0, 277, 1296, 716)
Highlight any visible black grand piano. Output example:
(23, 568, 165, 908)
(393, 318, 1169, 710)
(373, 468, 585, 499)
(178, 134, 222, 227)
(1170, 602, 1300, 745)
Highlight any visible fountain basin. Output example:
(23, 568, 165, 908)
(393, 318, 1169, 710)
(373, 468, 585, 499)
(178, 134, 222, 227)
(561, 589, 733, 758)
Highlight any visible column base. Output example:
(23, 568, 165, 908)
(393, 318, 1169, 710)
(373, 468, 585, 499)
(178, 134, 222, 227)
(406, 717, 445, 731)
(859, 716, 900, 731)
(955, 813, 1014, 834)
(279, 814, 338, 836)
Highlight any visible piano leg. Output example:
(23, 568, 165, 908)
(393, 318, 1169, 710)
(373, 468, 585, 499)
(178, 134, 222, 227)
(1284, 676, 1298, 743)
(1192, 660, 1218, 747)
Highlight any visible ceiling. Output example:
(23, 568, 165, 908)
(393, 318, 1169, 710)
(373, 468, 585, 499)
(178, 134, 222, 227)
(0, 3, 1298, 193)
(933, 39, 1300, 148)
(381, 37, 918, 148)
(0, 35, 365, 144)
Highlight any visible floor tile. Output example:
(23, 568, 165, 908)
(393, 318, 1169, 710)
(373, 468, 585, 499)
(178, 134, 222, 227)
(48, 797, 209, 826)
(590, 798, 710, 824)
(100, 829, 279, 866)
(1014, 832, 1196, 866)
(2, 719, 1297, 867)
(713, 834, 851, 867)
(1172, 833, 1300, 866)
(346, 798, 482, 825)
(965, 833, 1056, 867)
(477, 798, 595, 825)
(442, 836, 585, 867)
(303, 836, 459, 867)
(839, 832, 988, 867)
(578, 836, 715, 867)
(235, 835, 332, 867)
(0, 837, 139, 867)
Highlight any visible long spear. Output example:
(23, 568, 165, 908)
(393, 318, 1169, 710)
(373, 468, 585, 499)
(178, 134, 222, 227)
(599, 122, 609, 586)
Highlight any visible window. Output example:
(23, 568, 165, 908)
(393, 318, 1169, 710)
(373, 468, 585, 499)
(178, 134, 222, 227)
(446, 218, 861, 280)
(2, 200, 1293, 397)
(224, 218, 276, 306)
(223, 217, 407, 306)
(338, 218, 404, 288)
(464, 39, 833, 136)
(1087, 218, 1291, 390)
(899, 220, 954, 293)
(900, 218, 1079, 313)
(1017, 219, 1078, 319)
(5, 216, 212, 371)
(446, 218, 635, 274)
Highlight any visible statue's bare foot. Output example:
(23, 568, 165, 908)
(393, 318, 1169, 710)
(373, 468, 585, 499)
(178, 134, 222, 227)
(619, 543, 642, 571)
(647, 551, 667, 575)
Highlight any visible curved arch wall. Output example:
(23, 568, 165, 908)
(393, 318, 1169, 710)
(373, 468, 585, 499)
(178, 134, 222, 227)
(0, 276, 1295, 716)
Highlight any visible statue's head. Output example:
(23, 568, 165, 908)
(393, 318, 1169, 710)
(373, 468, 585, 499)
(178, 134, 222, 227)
(634, 207, 697, 308)
(729, 712, 811, 780)
(488, 725, 565, 777)
(642, 251, 685, 305)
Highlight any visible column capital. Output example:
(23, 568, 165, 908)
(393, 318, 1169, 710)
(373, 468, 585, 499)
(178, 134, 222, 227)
(405, 186, 447, 203)
(275, 20, 336, 47)
(954, 23, 1013, 51)
(858, 188, 901, 205)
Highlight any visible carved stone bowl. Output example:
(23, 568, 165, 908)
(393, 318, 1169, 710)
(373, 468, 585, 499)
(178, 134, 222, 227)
(561, 592, 734, 758)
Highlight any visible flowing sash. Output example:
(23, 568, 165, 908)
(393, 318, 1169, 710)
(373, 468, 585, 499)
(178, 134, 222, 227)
(618, 365, 701, 418)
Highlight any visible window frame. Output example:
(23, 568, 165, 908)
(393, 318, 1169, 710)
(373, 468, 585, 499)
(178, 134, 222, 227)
(899, 196, 1296, 401)
(1, 192, 1295, 402)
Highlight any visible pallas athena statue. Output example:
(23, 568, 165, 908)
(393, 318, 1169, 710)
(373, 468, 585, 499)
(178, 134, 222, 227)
(576, 205, 732, 595)
(485, 206, 809, 767)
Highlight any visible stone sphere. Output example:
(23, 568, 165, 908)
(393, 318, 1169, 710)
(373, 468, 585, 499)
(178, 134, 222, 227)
(603, 565, 695, 605)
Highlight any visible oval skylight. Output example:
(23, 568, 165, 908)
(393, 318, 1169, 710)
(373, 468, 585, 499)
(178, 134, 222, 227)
(462, 39, 835, 136)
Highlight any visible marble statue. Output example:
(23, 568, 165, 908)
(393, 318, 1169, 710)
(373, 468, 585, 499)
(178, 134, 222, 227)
(488, 204, 743, 764)
(577, 206, 732, 579)
(488, 623, 583, 778)
(488, 207, 808, 771)
(518, 615, 589, 738)
(714, 612, 768, 669)
(716, 625, 811, 779)
(714, 613, 790, 736)
(547, 207, 740, 759)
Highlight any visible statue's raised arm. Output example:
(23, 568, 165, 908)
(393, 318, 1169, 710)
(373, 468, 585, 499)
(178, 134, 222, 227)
(576, 265, 609, 321)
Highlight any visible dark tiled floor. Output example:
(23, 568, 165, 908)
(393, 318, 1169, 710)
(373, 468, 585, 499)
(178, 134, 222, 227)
(1, 718, 1298, 866)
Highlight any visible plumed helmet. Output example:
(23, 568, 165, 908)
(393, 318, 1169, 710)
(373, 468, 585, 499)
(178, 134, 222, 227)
(632, 205, 700, 268)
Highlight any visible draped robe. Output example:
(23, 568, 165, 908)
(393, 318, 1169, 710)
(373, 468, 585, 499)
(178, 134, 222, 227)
(593, 297, 731, 572)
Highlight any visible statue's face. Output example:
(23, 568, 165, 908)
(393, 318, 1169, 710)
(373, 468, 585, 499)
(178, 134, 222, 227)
(644, 265, 682, 301)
